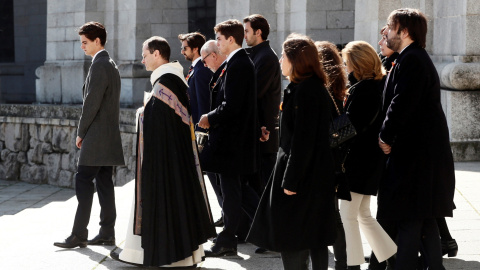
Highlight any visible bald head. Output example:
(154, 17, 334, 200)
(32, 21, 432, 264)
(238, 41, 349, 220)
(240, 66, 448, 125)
(200, 40, 227, 72)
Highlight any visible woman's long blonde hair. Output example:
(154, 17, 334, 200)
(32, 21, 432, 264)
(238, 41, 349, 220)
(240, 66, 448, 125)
(342, 41, 385, 81)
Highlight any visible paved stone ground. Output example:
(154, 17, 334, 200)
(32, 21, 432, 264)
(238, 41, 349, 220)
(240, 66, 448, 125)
(0, 162, 479, 270)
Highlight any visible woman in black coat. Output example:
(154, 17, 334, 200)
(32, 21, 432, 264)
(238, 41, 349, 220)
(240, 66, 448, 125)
(247, 34, 337, 270)
(339, 41, 396, 270)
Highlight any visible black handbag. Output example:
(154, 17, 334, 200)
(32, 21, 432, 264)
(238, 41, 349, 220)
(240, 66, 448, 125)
(327, 90, 357, 151)
(327, 90, 356, 202)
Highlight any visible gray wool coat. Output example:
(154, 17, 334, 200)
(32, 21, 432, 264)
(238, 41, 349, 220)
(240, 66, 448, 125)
(77, 50, 125, 166)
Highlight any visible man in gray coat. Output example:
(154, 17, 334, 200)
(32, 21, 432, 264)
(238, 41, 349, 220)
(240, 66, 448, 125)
(54, 21, 125, 249)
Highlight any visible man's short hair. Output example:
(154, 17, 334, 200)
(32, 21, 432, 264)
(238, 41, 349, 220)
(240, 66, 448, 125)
(78, 21, 107, 46)
(201, 40, 219, 55)
(178, 32, 207, 52)
(214, 19, 244, 47)
(143, 36, 170, 61)
(243, 14, 270, 40)
(387, 8, 427, 48)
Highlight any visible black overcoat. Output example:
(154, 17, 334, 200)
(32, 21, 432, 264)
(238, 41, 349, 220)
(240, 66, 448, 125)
(344, 78, 385, 195)
(247, 75, 337, 251)
(378, 43, 455, 220)
(204, 49, 258, 174)
(246, 41, 282, 154)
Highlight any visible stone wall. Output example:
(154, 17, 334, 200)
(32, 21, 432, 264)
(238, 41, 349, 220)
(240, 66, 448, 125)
(0, 104, 137, 187)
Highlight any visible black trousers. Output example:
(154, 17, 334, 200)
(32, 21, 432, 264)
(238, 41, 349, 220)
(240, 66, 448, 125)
(206, 172, 223, 207)
(72, 165, 116, 239)
(281, 247, 329, 270)
(215, 173, 259, 248)
(395, 218, 444, 270)
(333, 198, 347, 270)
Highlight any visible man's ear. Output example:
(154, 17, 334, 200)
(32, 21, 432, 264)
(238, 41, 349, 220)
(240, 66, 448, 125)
(401, 28, 410, 39)
(255, 29, 262, 38)
(193, 47, 199, 55)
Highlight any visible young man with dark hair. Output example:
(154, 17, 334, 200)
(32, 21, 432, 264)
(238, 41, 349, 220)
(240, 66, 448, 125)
(378, 8, 455, 269)
(198, 19, 260, 257)
(243, 14, 281, 200)
(178, 32, 213, 131)
(54, 21, 124, 249)
(111, 36, 215, 267)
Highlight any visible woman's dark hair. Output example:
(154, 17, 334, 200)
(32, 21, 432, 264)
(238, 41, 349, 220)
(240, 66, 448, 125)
(78, 21, 107, 46)
(315, 41, 347, 101)
(387, 8, 427, 48)
(283, 33, 326, 85)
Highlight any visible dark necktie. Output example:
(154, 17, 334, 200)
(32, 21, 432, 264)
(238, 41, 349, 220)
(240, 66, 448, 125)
(186, 66, 193, 80)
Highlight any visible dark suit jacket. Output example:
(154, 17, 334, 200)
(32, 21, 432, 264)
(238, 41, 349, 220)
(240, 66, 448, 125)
(187, 59, 213, 131)
(77, 50, 124, 166)
(206, 49, 258, 174)
(246, 41, 281, 154)
(378, 43, 455, 220)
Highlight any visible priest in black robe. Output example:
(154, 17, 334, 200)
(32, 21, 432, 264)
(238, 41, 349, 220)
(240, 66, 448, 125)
(110, 36, 216, 267)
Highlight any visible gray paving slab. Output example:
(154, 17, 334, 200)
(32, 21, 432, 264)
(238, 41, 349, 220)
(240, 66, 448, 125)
(0, 162, 478, 269)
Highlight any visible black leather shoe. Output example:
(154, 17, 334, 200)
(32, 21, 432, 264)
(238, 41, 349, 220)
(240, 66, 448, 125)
(213, 217, 224, 227)
(110, 250, 143, 267)
(54, 234, 87, 248)
(442, 239, 458, 257)
(88, 234, 115, 246)
(255, 247, 268, 254)
(205, 244, 237, 257)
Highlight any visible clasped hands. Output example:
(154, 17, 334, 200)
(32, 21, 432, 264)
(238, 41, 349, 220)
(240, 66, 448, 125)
(199, 114, 270, 143)
(378, 137, 391, 154)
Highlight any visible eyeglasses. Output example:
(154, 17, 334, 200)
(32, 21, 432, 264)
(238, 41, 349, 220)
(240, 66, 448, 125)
(181, 45, 190, 51)
(201, 53, 212, 64)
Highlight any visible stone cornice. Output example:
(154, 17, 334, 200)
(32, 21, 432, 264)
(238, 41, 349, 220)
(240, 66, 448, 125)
(434, 56, 480, 91)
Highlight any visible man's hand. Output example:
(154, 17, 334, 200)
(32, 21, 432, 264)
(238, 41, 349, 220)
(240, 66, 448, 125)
(76, 136, 83, 149)
(198, 114, 210, 129)
(378, 137, 391, 154)
(259, 126, 270, 142)
(284, 189, 297, 195)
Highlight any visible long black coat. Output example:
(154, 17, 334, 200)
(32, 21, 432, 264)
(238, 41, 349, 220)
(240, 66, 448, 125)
(246, 41, 281, 154)
(344, 78, 385, 195)
(378, 43, 455, 220)
(204, 49, 258, 174)
(247, 75, 337, 252)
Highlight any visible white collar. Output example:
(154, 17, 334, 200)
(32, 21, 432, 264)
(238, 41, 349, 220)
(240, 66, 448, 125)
(92, 49, 105, 62)
(226, 48, 242, 63)
(191, 56, 201, 68)
(150, 61, 189, 87)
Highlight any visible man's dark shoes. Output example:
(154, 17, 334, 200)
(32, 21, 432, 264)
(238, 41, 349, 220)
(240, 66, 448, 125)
(54, 234, 87, 248)
(205, 244, 237, 257)
(213, 216, 224, 227)
(88, 234, 115, 246)
(255, 247, 268, 254)
(110, 249, 143, 267)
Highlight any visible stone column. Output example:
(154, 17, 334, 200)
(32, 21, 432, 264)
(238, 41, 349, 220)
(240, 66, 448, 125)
(36, 0, 188, 107)
(354, 0, 480, 160)
(216, 0, 355, 59)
